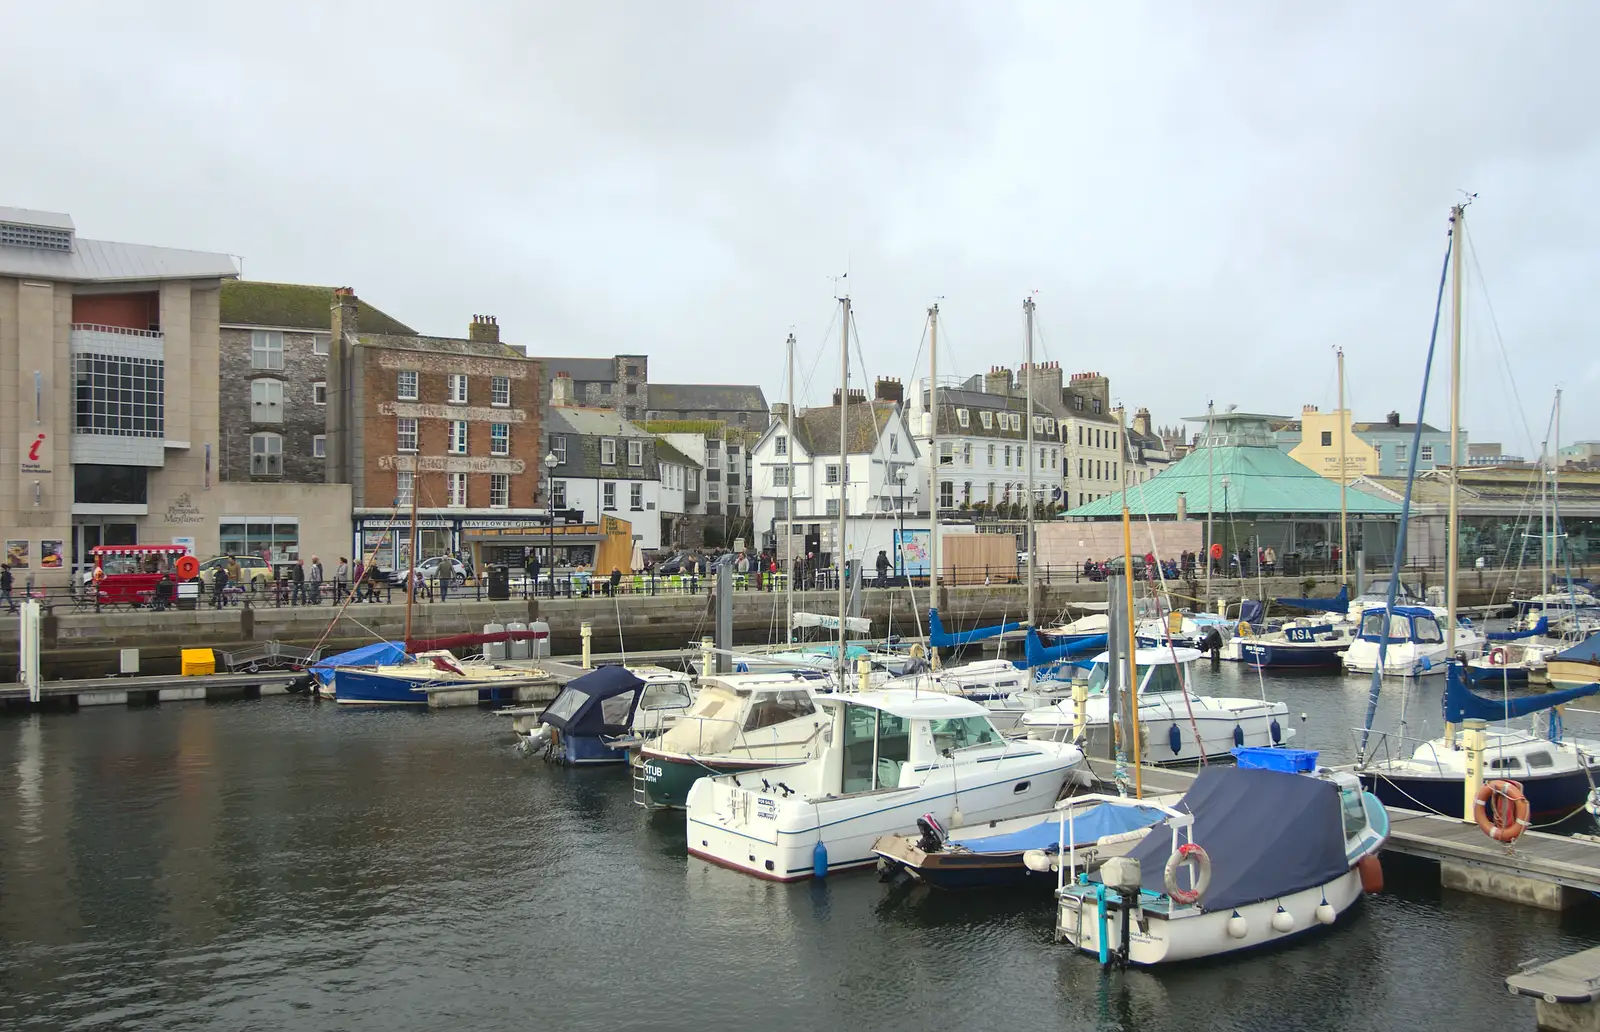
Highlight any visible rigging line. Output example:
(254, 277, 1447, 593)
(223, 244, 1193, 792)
(1465, 231, 1538, 458)
(1130, 473, 1208, 761)
(797, 304, 842, 408)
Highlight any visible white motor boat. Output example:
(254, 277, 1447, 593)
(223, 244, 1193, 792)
(1340, 605, 1483, 677)
(884, 659, 1073, 731)
(684, 690, 1085, 881)
(1055, 752, 1388, 965)
(1019, 648, 1294, 763)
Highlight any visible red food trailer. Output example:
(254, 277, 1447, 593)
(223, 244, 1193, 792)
(92, 544, 193, 606)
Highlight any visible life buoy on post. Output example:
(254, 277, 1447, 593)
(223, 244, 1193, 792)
(1164, 842, 1211, 905)
(1488, 647, 1507, 667)
(175, 555, 200, 580)
(1474, 779, 1530, 844)
(1238, 621, 1253, 637)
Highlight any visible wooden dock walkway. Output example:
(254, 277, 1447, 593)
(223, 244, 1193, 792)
(0, 670, 299, 705)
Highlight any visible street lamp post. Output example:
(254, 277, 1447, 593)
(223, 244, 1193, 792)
(544, 451, 559, 597)
(895, 467, 907, 577)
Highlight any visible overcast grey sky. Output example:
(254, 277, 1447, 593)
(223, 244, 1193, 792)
(4, 2, 1596, 453)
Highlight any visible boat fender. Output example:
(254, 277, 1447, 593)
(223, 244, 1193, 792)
(813, 840, 829, 879)
(1226, 910, 1248, 939)
(1315, 897, 1337, 926)
(1238, 621, 1253, 638)
(1474, 779, 1530, 844)
(1023, 849, 1056, 873)
(1418, 655, 1433, 673)
(1271, 905, 1295, 933)
(1357, 854, 1384, 894)
(1163, 842, 1211, 905)
(1587, 788, 1600, 819)
(1232, 725, 1244, 748)
(1168, 724, 1183, 756)
(1489, 647, 1507, 667)
(1270, 719, 1282, 745)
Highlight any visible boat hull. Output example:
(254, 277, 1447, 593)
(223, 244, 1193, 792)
(333, 668, 428, 706)
(1359, 765, 1593, 821)
(1058, 869, 1363, 965)
(1239, 641, 1347, 670)
(1028, 705, 1292, 764)
(553, 732, 628, 766)
(638, 750, 804, 809)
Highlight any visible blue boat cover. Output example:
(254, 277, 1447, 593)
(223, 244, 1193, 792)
(1556, 635, 1600, 664)
(1487, 617, 1548, 642)
(1024, 628, 1109, 668)
(310, 641, 408, 686)
(1441, 662, 1600, 724)
(947, 803, 1165, 855)
(1239, 600, 1264, 625)
(539, 665, 646, 736)
(1125, 766, 1348, 911)
(1274, 584, 1348, 615)
(928, 608, 1025, 649)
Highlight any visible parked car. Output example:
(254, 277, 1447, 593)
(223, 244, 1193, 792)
(388, 556, 472, 586)
(196, 554, 273, 590)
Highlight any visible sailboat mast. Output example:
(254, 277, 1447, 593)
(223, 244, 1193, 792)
(785, 332, 796, 645)
(1205, 401, 1215, 601)
(1445, 203, 1465, 650)
(1023, 297, 1036, 631)
(837, 296, 851, 682)
(403, 466, 419, 648)
(1337, 347, 1349, 586)
(1555, 388, 1567, 620)
(928, 304, 940, 636)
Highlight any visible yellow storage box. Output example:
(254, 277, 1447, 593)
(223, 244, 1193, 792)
(180, 648, 215, 676)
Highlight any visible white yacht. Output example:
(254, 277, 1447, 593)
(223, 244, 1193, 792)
(1340, 606, 1484, 678)
(685, 690, 1084, 880)
(884, 659, 1072, 731)
(1020, 647, 1294, 763)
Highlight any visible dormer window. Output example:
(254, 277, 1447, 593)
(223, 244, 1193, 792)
(979, 410, 993, 430)
(956, 409, 969, 428)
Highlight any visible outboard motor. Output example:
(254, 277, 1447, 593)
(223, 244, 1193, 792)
(915, 813, 948, 853)
(285, 673, 317, 695)
(1200, 626, 1225, 666)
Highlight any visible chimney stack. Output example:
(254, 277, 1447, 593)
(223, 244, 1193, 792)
(1022, 360, 1063, 406)
(469, 314, 500, 344)
(1387, 411, 1401, 428)
(832, 387, 866, 407)
(326, 288, 359, 486)
(984, 366, 1013, 397)
(771, 402, 790, 427)
(551, 371, 574, 407)
(874, 377, 903, 404)
(1133, 407, 1152, 436)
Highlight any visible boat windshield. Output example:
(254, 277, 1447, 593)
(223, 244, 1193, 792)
(1360, 612, 1412, 640)
(1413, 616, 1443, 644)
(1340, 787, 1368, 839)
(1141, 662, 1186, 696)
(640, 681, 691, 709)
(742, 690, 815, 731)
(930, 715, 1001, 754)
(1086, 662, 1109, 693)
(841, 704, 911, 793)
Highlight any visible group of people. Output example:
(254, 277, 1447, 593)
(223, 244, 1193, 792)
(1077, 545, 1283, 583)
(209, 556, 359, 608)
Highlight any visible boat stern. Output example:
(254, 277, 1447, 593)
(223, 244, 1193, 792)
(685, 779, 813, 880)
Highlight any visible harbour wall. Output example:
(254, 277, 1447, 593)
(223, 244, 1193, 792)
(0, 567, 1552, 682)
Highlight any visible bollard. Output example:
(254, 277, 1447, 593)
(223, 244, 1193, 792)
(581, 622, 593, 670)
(1462, 718, 1487, 823)
(857, 657, 871, 693)
(1072, 679, 1089, 742)
(701, 636, 714, 679)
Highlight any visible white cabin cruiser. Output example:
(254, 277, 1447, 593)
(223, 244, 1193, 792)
(884, 660, 1072, 731)
(1020, 648, 1294, 763)
(1340, 605, 1484, 678)
(684, 690, 1084, 881)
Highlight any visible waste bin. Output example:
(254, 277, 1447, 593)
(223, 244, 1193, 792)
(487, 564, 511, 600)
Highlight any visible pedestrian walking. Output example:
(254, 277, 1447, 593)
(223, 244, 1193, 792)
(875, 549, 891, 588)
(309, 555, 324, 605)
(212, 563, 230, 608)
(290, 560, 306, 605)
(334, 557, 349, 603)
(4, 563, 19, 612)
(435, 559, 450, 601)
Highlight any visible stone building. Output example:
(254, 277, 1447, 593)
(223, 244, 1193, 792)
(325, 297, 544, 570)
(645, 383, 769, 430)
(529, 354, 650, 421)
(544, 380, 664, 551)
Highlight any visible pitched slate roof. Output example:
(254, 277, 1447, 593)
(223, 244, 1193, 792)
(357, 332, 526, 360)
(221, 281, 415, 334)
(1068, 442, 1401, 519)
(649, 383, 768, 412)
(536, 356, 615, 382)
(652, 438, 699, 468)
(547, 406, 655, 438)
(793, 402, 901, 457)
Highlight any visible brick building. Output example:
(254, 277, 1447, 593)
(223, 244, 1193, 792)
(326, 296, 544, 570)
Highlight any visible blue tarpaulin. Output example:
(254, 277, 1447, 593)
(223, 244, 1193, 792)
(539, 665, 646, 736)
(1487, 617, 1548, 642)
(310, 641, 408, 686)
(1126, 766, 1349, 911)
(947, 803, 1165, 855)
(928, 608, 1025, 649)
(1024, 628, 1108, 668)
(1274, 584, 1349, 616)
(1441, 662, 1600, 724)
(1555, 636, 1600, 664)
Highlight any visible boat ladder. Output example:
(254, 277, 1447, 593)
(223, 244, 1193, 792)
(629, 751, 651, 809)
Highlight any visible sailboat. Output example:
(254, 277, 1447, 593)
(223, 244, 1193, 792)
(1356, 203, 1599, 820)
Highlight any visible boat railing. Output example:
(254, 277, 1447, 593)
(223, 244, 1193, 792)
(1054, 793, 1191, 897)
(1349, 727, 1452, 772)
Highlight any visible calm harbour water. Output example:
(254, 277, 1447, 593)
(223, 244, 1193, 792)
(3, 664, 1599, 1031)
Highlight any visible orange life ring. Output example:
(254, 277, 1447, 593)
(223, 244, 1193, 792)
(92, 567, 105, 582)
(175, 555, 200, 580)
(1474, 779, 1530, 843)
(1488, 647, 1507, 667)
(1210, 543, 1224, 560)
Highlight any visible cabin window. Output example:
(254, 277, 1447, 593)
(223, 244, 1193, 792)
(1142, 663, 1185, 695)
(641, 682, 691, 709)
(1086, 662, 1109, 693)
(1412, 617, 1443, 644)
(742, 690, 814, 731)
(600, 693, 634, 726)
(1526, 751, 1554, 769)
(1340, 788, 1368, 836)
(544, 689, 590, 723)
(841, 705, 912, 793)
(1361, 612, 1412, 639)
(1488, 756, 1522, 771)
(929, 716, 1000, 754)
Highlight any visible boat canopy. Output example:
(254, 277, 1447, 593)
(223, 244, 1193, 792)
(1357, 606, 1443, 644)
(947, 803, 1165, 855)
(1486, 617, 1548, 642)
(1024, 628, 1108, 668)
(311, 641, 408, 686)
(1274, 584, 1349, 616)
(928, 608, 1025, 649)
(539, 666, 647, 736)
(1555, 636, 1600, 664)
(1441, 662, 1600, 724)
(792, 612, 871, 633)
(1124, 767, 1348, 911)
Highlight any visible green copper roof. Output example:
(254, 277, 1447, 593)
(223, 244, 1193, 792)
(1070, 444, 1401, 519)
(220, 281, 416, 335)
